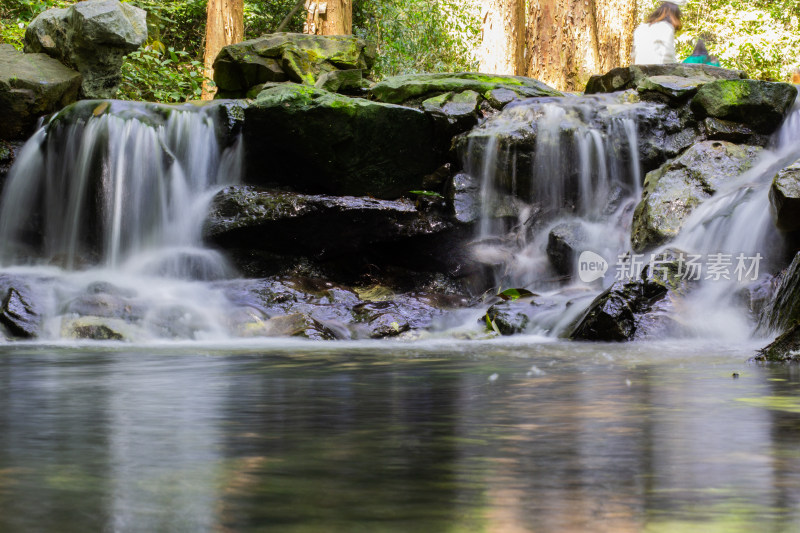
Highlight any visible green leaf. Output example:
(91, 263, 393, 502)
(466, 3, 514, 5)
(497, 288, 536, 301)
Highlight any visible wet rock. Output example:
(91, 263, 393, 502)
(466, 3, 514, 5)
(24, 0, 147, 99)
(568, 277, 676, 341)
(61, 293, 144, 322)
(422, 90, 482, 138)
(754, 323, 800, 362)
(547, 221, 588, 276)
(769, 160, 800, 232)
(0, 287, 41, 338)
(691, 80, 797, 134)
(369, 72, 561, 106)
(485, 301, 531, 335)
(636, 75, 709, 103)
(585, 64, 746, 95)
(60, 316, 133, 341)
(703, 117, 770, 146)
(631, 141, 762, 252)
(213, 33, 373, 97)
(205, 186, 455, 259)
(0, 44, 81, 140)
(144, 305, 213, 340)
(242, 84, 440, 199)
(760, 252, 800, 333)
(448, 172, 483, 225)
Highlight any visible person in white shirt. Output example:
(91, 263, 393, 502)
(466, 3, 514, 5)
(632, 2, 683, 65)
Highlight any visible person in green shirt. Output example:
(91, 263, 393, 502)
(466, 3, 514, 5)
(682, 38, 720, 67)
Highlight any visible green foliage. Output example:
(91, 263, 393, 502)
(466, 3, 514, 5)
(0, 1, 75, 48)
(638, 0, 800, 81)
(117, 46, 207, 103)
(354, 0, 480, 79)
(497, 288, 535, 301)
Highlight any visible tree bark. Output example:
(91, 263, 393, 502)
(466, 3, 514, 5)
(478, 0, 526, 75)
(526, 0, 636, 91)
(304, 0, 352, 35)
(202, 0, 244, 100)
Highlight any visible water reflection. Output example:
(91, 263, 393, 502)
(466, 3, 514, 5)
(0, 342, 799, 532)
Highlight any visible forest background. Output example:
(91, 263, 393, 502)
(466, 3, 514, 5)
(1, 0, 798, 101)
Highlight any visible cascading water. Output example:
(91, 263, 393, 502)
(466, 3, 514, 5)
(465, 95, 646, 333)
(0, 101, 244, 340)
(469, 92, 800, 340)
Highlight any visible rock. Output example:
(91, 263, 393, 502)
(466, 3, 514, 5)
(241, 84, 440, 199)
(568, 277, 675, 341)
(0, 140, 23, 188)
(61, 293, 144, 322)
(754, 323, 800, 362)
(0, 287, 41, 338)
(213, 33, 373, 97)
(585, 64, 746, 95)
(205, 186, 455, 261)
(761, 252, 800, 333)
(0, 44, 81, 140)
(547, 221, 588, 276)
(631, 141, 762, 252)
(636, 75, 710, 103)
(60, 316, 136, 341)
(24, 0, 147, 98)
(690, 80, 797, 134)
(703, 117, 770, 146)
(448, 172, 482, 224)
(769, 160, 800, 231)
(485, 301, 531, 335)
(369, 72, 562, 105)
(422, 90, 482, 139)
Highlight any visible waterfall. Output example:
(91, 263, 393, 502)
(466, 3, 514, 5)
(466, 95, 644, 298)
(0, 101, 242, 278)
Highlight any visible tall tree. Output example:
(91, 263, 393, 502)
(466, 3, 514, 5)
(304, 0, 352, 35)
(478, 0, 526, 75)
(526, 0, 637, 91)
(202, 0, 244, 100)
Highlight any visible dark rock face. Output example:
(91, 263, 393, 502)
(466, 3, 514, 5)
(242, 84, 440, 199)
(547, 221, 588, 276)
(631, 141, 762, 252)
(485, 301, 531, 335)
(213, 33, 374, 98)
(0, 285, 41, 338)
(769, 160, 800, 232)
(24, 0, 147, 99)
(754, 323, 800, 362)
(0, 44, 81, 140)
(585, 64, 747, 95)
(690, 80, 798, 134)
(761, 252, 800, 333)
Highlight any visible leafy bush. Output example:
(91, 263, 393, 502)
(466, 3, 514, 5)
(117, 46, 207, 102)
(354, 0, 480, 79)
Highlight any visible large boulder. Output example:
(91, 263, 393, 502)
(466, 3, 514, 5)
(24, 0, 147, 99)
(241, 84, 440, 199)
(213, 32, 374, 98)
(585, 64, 747, 95)
(769, 160, 800, 232)
(690, 80, 797, 134)
(631, 141, 762, 252)
(0, 275, 47, 339)
(0, 44, 81, 140)
(205, 185, 455, 257)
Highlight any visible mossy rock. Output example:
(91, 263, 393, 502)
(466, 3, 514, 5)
(691, 80, 797, 134)
(213, 33, 373, 97)
(242, 84, 440, 199)
(369, 72, 562, 106)
(631, 141, 762, 252)
(585, 64, 746, 95)
(0, 43, 81, 140)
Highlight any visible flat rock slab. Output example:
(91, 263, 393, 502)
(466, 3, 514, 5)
(585, 64, 746, 95)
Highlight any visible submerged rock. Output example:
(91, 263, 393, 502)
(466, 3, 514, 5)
(0, 44, 81, 140)
(61, 316, 135, 341)
(691, 80, 797, 134)
(769, 160, 800, 232)
(242, 84, 440, 199)
(631, 141, 762, 252)
(213, 33, 373, 97)
(24, 0, 147, 99)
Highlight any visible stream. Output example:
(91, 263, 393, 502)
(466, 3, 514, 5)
(1, 340, 798, 532)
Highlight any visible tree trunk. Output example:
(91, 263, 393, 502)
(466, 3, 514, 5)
(526, 0, 636, 91)
(304, 0, 352, 35)
(478, 0, 526, 75)
(202, 0, 244, 100)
